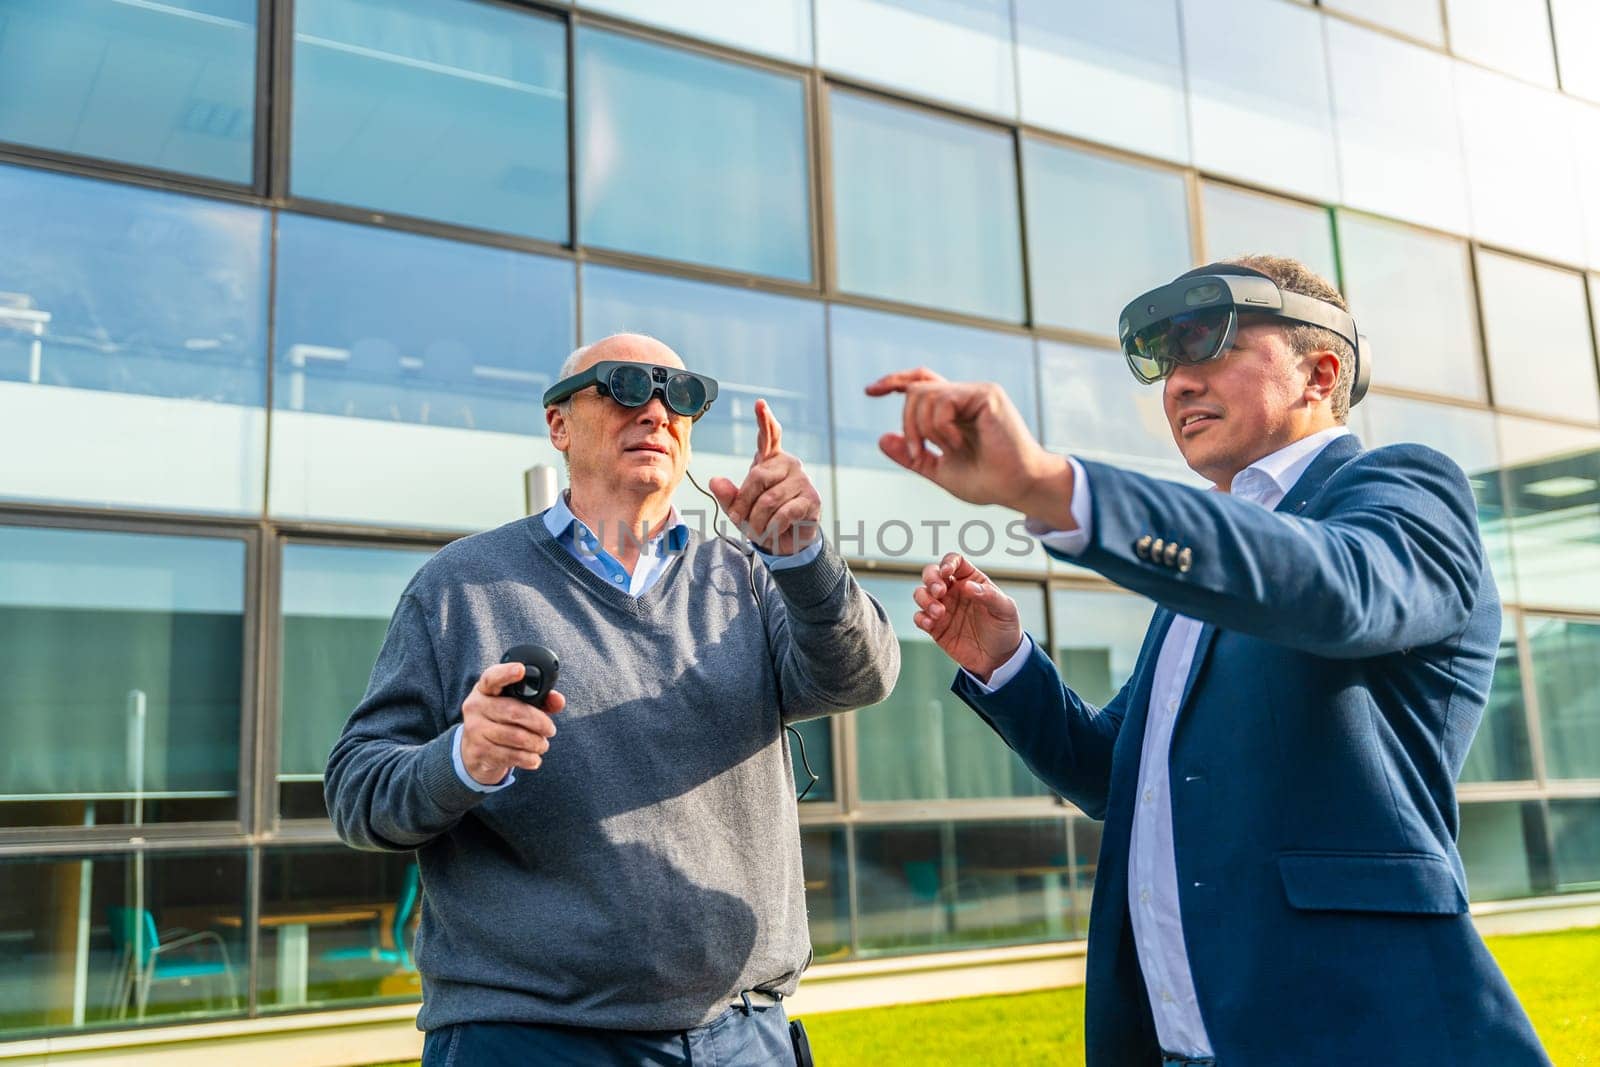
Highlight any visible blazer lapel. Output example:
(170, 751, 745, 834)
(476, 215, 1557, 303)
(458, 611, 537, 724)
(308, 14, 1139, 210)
(1173, 435, 1363, 720)
(1274, 433, 1363, 516)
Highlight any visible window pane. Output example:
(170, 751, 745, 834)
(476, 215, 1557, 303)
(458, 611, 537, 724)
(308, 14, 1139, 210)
(1575, 104, 1600, 273)
(279, 544, 434, 820)
(0, 0, 256, 183)
(1551, 0, 1600, 103)
(816, 0, 1014, 116)
(830, 92, 1024, 322)
(829, 306, 1043, 570)
(578, 0, 813, 64)
(854, 577, 1049, 802)
(1497, 418, 1600, 612)
(802, 828, 851, 960)
(1049, 590, 1156, 710)
(258, 847, 422, 1011)
(1459, 616, 1534, 783)
(1337, 213, 1484, 401)
(580, 265, 831, 524)
(1527, 616, 1600, 781)
(0, 850, 247, 1036)
(0, 527, 244, 829)
(1014, 0, 1188, 163)
(1477, 253, 1599, 424)
(1456, 66, 1587, 266)
(1458, 802, 1541, 901)
(1039, 342, 1199, 488)
(577, 29, 811, 281)
(1321, 0, 1443, 47)
(0, 164, 267, 514)
(854, 820, 1073, 956)
(1360, 397, 1513, 601)
(1444, 0, 1557, 87)
(269, 213, 574, 530)
(1325, 21, 1469, 234)
(292, 0, 567, 242)
(1200, 183, 1335, 285)
(1180, 0, 1337, 202)
(1025, 143, 1190, 336)
(1550, 799, 1600, 892)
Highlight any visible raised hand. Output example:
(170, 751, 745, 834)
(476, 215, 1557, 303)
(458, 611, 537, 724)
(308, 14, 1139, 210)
(913, 552, 1024, 682)
(459, 661, 566, 786)
(864, 367, 1073, 524)
(708, 398, 823, 556)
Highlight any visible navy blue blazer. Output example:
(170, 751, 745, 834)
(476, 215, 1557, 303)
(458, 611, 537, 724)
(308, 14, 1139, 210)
(954, 435, 1548, 1065)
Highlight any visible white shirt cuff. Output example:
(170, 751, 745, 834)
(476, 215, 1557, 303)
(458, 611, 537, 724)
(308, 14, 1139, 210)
(755, 535, 826, 571)
(961, 633, 1036, 694)
(1025, 456, 1092, 557)
(451, 723, 515, 793)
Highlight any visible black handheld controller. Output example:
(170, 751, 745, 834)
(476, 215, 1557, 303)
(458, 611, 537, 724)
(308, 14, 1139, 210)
(499, 644, 560, 708)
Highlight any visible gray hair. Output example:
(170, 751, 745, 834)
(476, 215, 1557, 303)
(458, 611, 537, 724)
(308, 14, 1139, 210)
(549, 343, 594, 412)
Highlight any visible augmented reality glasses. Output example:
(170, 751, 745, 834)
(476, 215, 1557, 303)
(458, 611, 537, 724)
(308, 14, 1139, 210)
(542, 360, 719, 420)
(1118, 265, 1371, 406)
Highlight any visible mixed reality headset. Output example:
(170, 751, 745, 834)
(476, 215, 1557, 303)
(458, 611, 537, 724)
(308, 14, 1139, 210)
(543, 360, 719, 421)
(1117, 263, 1371, 406)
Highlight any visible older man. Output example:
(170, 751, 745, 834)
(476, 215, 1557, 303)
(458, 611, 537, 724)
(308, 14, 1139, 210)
(327, 333, 898, 1065)
(870, 257, 1547, 1066)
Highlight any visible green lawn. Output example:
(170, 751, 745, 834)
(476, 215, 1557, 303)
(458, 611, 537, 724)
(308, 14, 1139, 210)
(373, 925, 1599, 1066)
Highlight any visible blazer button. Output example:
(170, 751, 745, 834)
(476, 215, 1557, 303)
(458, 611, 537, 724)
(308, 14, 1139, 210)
(1177, 547, 1193, 573)
(1162, 542, 1179, 567)
(1150, 538, 1166, 561)
(1134, 535, 1153, 560)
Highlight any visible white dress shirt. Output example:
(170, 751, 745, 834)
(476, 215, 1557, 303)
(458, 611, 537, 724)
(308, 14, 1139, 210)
(972, 426, 1350, 1056)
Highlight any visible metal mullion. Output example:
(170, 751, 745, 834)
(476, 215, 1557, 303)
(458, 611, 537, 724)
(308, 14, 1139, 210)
(578, 246, 822, 301)
(0, 828, 251, 860)
(1017, 120, 1194, 184)
(844, 822, 862, 957)
(1512, 609, 1551, 788)
(254, 529, 284, 835)
(236, 524, 267, 839)
(814, 76, 840, 298)
(1333, 202, 1483, 251)
(251, 0, 275, 197)
(842, 798, 1069, 826)
(802, 67, 826, 293)
(245, 844, 262, 1015)
(0, 142, 259, 204)
(0, 504, 258, 538)
(1185, 167, 1207, 267)
(570, 8, 812, 80)
(564, 3, 579, 255)
(1363, 382, 1496, 414)
(1544, 779, 1600, 799)
(820, 71, 1016, 134)
(280, 195, 576, 262)
(1473, 238, 1598, 285)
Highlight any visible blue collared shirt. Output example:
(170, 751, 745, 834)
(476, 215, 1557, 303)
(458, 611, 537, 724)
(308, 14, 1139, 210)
(452, 491, 825, 792)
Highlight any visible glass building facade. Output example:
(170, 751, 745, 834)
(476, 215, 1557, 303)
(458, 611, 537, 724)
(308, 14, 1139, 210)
(2, 0, 1599, 1043)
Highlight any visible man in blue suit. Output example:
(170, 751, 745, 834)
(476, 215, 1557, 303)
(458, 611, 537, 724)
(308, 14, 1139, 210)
(866, 256, 1548, 1065)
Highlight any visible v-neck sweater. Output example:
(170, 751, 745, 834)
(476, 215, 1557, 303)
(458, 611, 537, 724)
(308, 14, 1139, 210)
(326, 515, 899, 1031)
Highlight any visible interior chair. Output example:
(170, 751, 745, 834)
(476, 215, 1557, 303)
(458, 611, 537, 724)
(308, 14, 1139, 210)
(106, 906, 239, 1019)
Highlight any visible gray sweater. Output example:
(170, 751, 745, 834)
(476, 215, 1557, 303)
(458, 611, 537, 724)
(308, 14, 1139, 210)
(324, 516, 899, 1031)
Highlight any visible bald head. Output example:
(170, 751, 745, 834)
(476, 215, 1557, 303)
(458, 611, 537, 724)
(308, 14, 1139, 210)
(557, 333, 684, 385)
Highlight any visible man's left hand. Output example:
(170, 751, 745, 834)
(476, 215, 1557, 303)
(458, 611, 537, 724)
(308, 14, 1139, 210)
(709, 399, 822, 556)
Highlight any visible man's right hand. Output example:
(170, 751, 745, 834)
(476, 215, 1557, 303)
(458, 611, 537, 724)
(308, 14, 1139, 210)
(460, 662, 565, 786)
(912, 553, 1025, 683)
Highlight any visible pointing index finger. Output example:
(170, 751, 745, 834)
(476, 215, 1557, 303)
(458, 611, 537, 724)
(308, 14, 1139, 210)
(755, 398, 783, 460)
